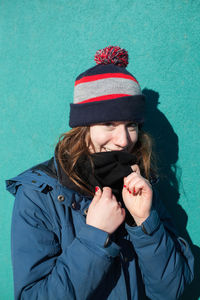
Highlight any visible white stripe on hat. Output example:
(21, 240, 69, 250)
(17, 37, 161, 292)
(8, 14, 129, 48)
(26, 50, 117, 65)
(74, 77, 141, 104)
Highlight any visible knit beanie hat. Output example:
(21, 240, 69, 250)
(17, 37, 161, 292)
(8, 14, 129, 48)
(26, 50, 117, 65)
(69, 46, 145, 127)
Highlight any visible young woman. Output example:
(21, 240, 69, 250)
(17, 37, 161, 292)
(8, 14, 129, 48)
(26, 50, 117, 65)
(6, 46, 194, 300)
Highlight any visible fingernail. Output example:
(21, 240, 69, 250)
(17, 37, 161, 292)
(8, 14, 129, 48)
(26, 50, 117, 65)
(95, 186, 99, 193)
(129, 190, 132, 194)
(123, 185, 126, 188)
(133, 187, 136, 194)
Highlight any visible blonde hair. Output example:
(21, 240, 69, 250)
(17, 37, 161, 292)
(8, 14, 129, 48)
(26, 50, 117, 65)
(57, 126, 157, 195)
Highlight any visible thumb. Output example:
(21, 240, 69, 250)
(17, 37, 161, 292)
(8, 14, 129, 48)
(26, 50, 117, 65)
(131, 164, 140, 174)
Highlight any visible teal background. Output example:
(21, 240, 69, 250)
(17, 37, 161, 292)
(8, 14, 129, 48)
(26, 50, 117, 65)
(1, 1, 199, 299)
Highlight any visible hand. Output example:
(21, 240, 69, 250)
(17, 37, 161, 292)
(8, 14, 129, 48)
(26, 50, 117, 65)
(122, 165, 153, 226)
(86, 187, 125, 234)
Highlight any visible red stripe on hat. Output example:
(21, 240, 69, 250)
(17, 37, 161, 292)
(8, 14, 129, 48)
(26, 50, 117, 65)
(75, 73, 138, 86)
(77, 94, 131, 104)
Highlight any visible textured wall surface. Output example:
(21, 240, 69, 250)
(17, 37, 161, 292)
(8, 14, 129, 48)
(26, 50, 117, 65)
(0, 1, 199, 299)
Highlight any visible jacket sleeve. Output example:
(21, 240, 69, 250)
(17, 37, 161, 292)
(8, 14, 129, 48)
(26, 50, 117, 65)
(11, 185, 120, 300)
(125, 189, 194, 300)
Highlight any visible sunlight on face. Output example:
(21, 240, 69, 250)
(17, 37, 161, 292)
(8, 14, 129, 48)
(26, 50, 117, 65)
(89, 121, 138, 153)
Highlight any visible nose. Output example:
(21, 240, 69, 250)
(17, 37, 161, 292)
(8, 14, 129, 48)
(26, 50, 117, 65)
(114, 125, 129, 148)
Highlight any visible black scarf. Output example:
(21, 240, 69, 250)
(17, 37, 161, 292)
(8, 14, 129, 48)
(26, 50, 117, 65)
(77, 151, 138, 225)
(56, 149, 138, 225)
(56, 147, 137, 196)
(76, 151, 137, 198)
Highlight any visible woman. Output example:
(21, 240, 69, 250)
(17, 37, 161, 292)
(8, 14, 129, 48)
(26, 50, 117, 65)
(6, 46, 194, 300)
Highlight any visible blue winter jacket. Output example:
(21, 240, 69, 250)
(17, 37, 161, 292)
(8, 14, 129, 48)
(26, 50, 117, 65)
(6, 157, 194, 300)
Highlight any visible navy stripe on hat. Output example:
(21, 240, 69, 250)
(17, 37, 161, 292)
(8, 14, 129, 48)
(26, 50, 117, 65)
(69, 95, 145, 127)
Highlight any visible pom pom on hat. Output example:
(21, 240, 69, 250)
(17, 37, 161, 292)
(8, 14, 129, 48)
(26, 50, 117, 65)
(94, 46, 128, 68)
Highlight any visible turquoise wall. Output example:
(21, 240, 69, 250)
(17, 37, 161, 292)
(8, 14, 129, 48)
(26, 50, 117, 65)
(1, 1, 199, 299)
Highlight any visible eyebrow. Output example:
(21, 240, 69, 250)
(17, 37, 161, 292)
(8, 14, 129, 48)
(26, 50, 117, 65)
(101, 121, 137, 126)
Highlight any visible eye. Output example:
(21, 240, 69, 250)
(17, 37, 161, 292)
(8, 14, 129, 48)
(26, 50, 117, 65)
(127, 122, 138, 131)
(101, 122, 117, 131)
(102, 122, 115, 127)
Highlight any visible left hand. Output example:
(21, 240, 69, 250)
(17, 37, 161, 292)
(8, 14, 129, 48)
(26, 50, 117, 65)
(122, 164, 153, 226)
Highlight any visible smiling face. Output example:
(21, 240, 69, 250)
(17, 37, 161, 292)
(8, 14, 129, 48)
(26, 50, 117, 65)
(89, 121, 138, 153)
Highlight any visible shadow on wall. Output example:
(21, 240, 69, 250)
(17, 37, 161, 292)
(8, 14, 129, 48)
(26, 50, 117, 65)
(142, 88, 200, 300)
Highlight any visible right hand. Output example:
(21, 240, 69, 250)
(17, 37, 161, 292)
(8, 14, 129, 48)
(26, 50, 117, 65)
(86, 187, 125, 234)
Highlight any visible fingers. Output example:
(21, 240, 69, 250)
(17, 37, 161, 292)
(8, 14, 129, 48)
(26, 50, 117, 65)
(92, 186, 123, 215)
(102, 186, 113, 198)
(124, 172, 138, 190)
(130, 178, 147, 195)
(91, 186, 102, 205)
(92, 186, 116, 204)
(87, 186, 125, 234)
(123, 164, 141, 194)
(124, 173, 152, 195)
(101, 187, 123, 213)
(102, 187, 119, 203)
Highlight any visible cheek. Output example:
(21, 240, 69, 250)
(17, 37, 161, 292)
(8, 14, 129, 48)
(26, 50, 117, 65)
(93, 135, 110, 147)
(90, 128, 110, 147)
(129, 131, 138, 145)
